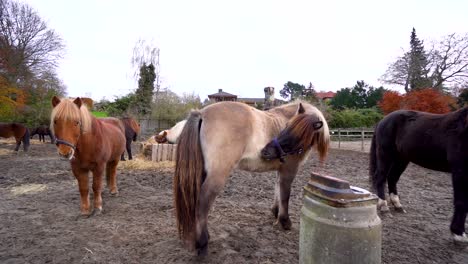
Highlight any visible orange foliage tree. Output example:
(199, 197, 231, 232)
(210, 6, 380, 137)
(378, 88, 456, 115)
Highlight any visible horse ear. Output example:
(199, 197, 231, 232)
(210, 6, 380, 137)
(297, 103, 305, 114)
(52, 96, 61, 107)
(73, 97, 82, 108)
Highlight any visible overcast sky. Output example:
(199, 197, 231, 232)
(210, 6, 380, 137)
(26, 0, 467, 102)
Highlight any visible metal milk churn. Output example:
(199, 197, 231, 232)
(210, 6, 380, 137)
(299, 172, 381, 264)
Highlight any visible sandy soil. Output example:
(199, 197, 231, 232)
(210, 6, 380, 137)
(0, 139, 467, 263)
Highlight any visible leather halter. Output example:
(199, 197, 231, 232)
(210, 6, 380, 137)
(272, 138, 304, 163)
(55, 139, 76, 150)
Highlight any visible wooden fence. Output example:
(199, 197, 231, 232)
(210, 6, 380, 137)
(330, 128, 374, 151)
(151, 143, 177, 162)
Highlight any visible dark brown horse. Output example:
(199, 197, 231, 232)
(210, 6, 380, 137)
(120, 117, 140, 160)
(0, 123, 30, 152)
(30, 125, 55, 143)
(174, 101, 330, 255)
(51, 96, 126, 216)
(370, 107, 468, 244)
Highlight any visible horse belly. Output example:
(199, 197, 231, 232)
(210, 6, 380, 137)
(237, 156, 280, 172)
(409, 153, 451, 173)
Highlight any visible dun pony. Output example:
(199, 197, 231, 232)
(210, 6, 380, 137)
(173, 101, 330, 255)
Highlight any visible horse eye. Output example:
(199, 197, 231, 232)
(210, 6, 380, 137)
(54, 120, 57, 124)
(75, 121, 79, 126)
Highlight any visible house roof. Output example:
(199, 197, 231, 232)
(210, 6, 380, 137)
(208, 89, 237, 98)
(316, 91, 336, 99)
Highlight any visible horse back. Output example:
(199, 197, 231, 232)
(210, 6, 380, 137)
(375, 110, 465, 172)
(0, 123, 27, 139)
(95, 118, 126, 154)
(200, 102, 286, 172)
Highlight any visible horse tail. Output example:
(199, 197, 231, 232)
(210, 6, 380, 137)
(369, 131, 377, 190)
(22, 127, 30, 151)
(174, 110, 204, 244)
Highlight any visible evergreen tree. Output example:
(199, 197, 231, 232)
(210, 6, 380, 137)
(134, 63, 155, 116)
(408, 28, 431, 90)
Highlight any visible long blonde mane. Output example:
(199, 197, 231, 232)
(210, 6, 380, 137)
(50, 98, 92, 133)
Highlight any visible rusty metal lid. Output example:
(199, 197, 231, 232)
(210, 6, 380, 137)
(304, 172, 377, 208)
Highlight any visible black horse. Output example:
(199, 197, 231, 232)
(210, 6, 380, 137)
(31, 125, 55, 143)
(370, 107, 468, 243)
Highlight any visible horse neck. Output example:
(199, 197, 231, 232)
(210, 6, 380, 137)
(76, 117, 99, 153)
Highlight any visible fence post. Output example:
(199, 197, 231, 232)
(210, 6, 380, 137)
(361, 128, 365, 151)
(338, 128, 341, 149)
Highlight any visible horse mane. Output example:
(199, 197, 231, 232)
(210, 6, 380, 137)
(121, 117, 140, 134)
(50, 98, 92, 133)
(280, 103, 330, 161)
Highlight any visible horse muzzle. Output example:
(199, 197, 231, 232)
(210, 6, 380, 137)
(55, 139, 76, 160)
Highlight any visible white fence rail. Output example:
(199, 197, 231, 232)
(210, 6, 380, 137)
(330, 128, 374, 152)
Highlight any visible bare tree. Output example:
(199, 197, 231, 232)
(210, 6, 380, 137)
(380, 52, 411, 92)
(131, 39, 161, 95)
(430, 33, 468, 89)
(382, 32, 468, 92)
(0, 0, 64, 85)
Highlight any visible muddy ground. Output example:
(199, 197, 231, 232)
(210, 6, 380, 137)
(0, 139, 467, 264)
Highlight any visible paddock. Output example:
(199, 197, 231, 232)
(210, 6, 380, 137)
(0, 139, 466, 263)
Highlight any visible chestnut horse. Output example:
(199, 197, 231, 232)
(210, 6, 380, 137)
(31, 125, 55, 143)
(370, 107, 468, 243)
(174, 101, 330, 255)
(50, 96, 126, 216)
(120, 117, 140, 160)
(0, 123, 30, 152)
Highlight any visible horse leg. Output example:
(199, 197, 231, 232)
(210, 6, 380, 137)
(271, 174, 280, 218)
(195, 168, 229, 256)
(387, 159, 409, 213)
(72, 167, 91, 216)
(126, 140, 133, 160)
(14, 138, 21, 152)
(275, 164, 299, 230)
(106, 160, 119, 195)
(374, 149, 396, 213)
(450, 168, 468, 243)
(91, 164, 105, 214)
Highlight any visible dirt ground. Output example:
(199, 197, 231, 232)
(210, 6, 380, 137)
(0, 139, 467, 264)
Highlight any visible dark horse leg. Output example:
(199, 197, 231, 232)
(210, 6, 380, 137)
(271, 163, 299, 230)
(374, 148, 395, 212)
(450, 167, 468, 243)
(126, 138, 133, 160)
(14, 138, 21, 152)
(387, 159, 409, 212)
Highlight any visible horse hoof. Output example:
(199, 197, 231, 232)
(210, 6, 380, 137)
(453, 233, 468, 244)
(278, 216, 292, 230)
(110, 191, 119, 196)
(394, 207, 407, 213)
(379, 205, 390, 212)
(93, 208, 103, 216)
(271, 206, 279, 218)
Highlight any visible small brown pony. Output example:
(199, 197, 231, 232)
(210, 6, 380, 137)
(50, 96, 126, 216)
(0, 123, 30, 152)
(120, 117, 140, 160)
(30, 125, 55, 143)
(174, 101, 330, 255)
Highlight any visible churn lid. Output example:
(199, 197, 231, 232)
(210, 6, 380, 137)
(304, 172, 377, 208)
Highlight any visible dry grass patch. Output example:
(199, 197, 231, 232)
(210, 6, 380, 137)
(11, 184, 47, 195)
(118, 157, 174, 171)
